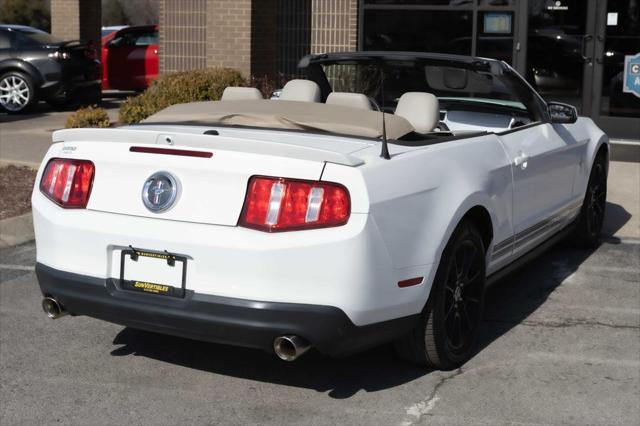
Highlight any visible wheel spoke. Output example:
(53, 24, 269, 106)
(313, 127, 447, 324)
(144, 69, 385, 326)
(460, 304, 473, 331)
(444, 303, 455, 322)
(465, 296, 480, 305)
(453, 251, 463, 280)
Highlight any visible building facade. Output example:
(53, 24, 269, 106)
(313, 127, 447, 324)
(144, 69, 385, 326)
(49, 0, 639, 138)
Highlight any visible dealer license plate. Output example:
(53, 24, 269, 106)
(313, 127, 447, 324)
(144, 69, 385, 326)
(119, 248, 187, 297)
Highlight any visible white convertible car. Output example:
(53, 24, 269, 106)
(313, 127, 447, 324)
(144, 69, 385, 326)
(33, 52, 608, 369)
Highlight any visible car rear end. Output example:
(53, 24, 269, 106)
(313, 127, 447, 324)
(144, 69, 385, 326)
(40, 40, 101, 105)
(32, 127, 424, 359)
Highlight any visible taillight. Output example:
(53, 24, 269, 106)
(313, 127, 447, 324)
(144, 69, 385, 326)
(239, 176, 350, 232)
(39, 158, 95, 208)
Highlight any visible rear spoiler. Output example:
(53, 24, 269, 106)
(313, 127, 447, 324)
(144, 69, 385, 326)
(52, 128, 365, 167)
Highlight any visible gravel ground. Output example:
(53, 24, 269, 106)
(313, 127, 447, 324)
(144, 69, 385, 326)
(0, 166, 36, 220)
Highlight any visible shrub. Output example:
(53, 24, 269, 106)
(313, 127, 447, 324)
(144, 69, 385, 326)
(119, 68, 247, 124)
(65, 106, 111, 129)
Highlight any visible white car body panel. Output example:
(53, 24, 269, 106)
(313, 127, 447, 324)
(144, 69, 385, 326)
(33, 114, 607, 329)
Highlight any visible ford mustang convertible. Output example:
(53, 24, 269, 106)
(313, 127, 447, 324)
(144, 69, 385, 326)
(33, 52, 608, 369)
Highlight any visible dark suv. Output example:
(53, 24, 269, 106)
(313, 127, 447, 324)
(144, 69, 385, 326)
(0, 25, 101, 113)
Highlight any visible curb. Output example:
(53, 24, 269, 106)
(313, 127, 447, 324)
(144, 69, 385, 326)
(610, 139, 640, 163)
(0, 212, 34, 248)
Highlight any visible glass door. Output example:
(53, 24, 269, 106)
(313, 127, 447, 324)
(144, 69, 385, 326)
(526, 0, 639, 139)
(526, 0, 595, 114)
(592, 0, 640, 139)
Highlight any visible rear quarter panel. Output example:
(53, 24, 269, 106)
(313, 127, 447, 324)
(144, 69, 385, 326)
(325, 133, 515, 277)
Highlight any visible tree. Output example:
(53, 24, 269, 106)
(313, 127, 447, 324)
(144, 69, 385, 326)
(0, 0, 50, 31)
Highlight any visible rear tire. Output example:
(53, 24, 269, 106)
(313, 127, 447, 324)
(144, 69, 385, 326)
(0, 71, 36, 113)
(571, 154, 607, 247)
(394, 220, 486, 370)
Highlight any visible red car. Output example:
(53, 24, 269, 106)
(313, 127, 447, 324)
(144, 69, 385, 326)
(101, 25, 159, 91)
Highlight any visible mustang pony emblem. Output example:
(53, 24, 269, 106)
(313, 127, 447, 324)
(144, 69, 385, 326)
(142, 172, 179, 213)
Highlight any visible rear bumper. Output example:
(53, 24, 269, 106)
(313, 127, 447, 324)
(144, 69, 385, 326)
(40, 59, 101, 101)
(36, 263, 419, 357)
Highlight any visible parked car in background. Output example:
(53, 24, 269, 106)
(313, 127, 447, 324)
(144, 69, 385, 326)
(101, 25, 128, 38)
(0, 25, 101, 113)
(101, 25, 159, 91)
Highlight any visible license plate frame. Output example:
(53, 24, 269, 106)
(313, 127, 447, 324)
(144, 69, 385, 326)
(119, 247, 187, 298)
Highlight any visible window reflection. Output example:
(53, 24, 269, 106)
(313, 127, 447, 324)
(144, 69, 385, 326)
(600, 0, 640, 118)
(363, 10, 473, 55)
(527, 0, 587, 110)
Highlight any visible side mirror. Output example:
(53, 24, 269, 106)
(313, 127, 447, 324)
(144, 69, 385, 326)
(548, 101, 578, 124)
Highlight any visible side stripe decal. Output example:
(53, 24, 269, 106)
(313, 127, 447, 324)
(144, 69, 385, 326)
(491, 200, 582, 260)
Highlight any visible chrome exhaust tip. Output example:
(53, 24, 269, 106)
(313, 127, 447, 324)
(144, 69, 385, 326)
(273, 335, 311, 361)
(42, 297, 66, 319)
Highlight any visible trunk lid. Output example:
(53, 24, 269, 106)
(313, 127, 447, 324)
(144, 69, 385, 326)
(52, 126, 371, 226)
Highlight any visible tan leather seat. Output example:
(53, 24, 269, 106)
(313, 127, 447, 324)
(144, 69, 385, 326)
(394, 92, 440, 133)
(326, 92, 372, 110)
(279, 79, 321, 102)
(221, 87, 263, 101)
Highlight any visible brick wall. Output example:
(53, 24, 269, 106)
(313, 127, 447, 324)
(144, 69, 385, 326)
(160, 0, 208, 73)
(311, 0, 358, 54)
(206, 0, 252, 77)
(157, 0, 358, 79)
(51, 0, 101, 46)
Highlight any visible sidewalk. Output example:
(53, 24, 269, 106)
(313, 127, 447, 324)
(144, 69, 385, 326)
(0, 96, 124, 166)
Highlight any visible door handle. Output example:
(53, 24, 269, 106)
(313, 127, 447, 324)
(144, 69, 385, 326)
(514, 152, 529, 169)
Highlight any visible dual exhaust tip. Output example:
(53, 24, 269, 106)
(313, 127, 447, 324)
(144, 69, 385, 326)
(42, 297, 67, 319)
(273, 335, 311, 361)
(43, 297, 310, 361)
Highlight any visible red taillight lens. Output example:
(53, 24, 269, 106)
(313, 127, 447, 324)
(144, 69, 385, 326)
(39, 158, 95, 208)
(239, 176, 350, 232)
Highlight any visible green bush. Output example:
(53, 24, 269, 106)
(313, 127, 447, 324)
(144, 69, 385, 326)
(65, 106, 111, 129)
(119, 68, 247, 124)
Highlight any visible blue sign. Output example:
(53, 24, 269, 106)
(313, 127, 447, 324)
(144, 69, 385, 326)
(623, 53, 640, 99)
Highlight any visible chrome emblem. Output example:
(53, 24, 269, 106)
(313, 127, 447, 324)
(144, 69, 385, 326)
(142, 172, 179, 213)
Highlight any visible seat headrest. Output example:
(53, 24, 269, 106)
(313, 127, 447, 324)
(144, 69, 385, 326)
(280, 79, 321, 102)
(221, 87, 263, 101)
(394, 92, 440, 133)
(326, 92, 372, 110)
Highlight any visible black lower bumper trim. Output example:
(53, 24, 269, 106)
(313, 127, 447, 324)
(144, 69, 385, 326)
(36, 263, 419, 357)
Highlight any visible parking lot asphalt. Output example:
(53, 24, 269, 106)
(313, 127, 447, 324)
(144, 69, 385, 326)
(0, 94, 125, 166)
(1, 162, 639, 425)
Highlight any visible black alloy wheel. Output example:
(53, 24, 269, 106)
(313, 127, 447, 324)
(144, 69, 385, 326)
(585, 161, 607, 238)
(394, 220, 486, 370)
(442, 238, 484, 356)
(573, 154, 607, 247)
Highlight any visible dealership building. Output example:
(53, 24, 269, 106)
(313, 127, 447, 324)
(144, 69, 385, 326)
(51, 0, 639, 140)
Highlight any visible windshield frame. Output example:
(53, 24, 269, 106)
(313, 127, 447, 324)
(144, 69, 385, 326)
(300, 52, 549, 123)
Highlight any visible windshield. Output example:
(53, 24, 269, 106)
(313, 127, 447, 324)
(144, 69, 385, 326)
(14, 28, 63, 46)
(321, 62, 526, 111)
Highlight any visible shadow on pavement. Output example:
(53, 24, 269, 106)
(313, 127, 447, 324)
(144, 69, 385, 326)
(0, 92, 132, 123)
(0, 106, 51, 123)
(109, 202, 631, 397)
(477, 201, 631, 355)
(111, 328, 431, 399)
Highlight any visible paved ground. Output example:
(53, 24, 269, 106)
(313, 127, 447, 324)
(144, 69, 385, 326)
(0, 162, 638, 425)
(0, 94, 126, 166)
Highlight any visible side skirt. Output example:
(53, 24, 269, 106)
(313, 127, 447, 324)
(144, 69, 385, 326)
(486, 220, 577, 287)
